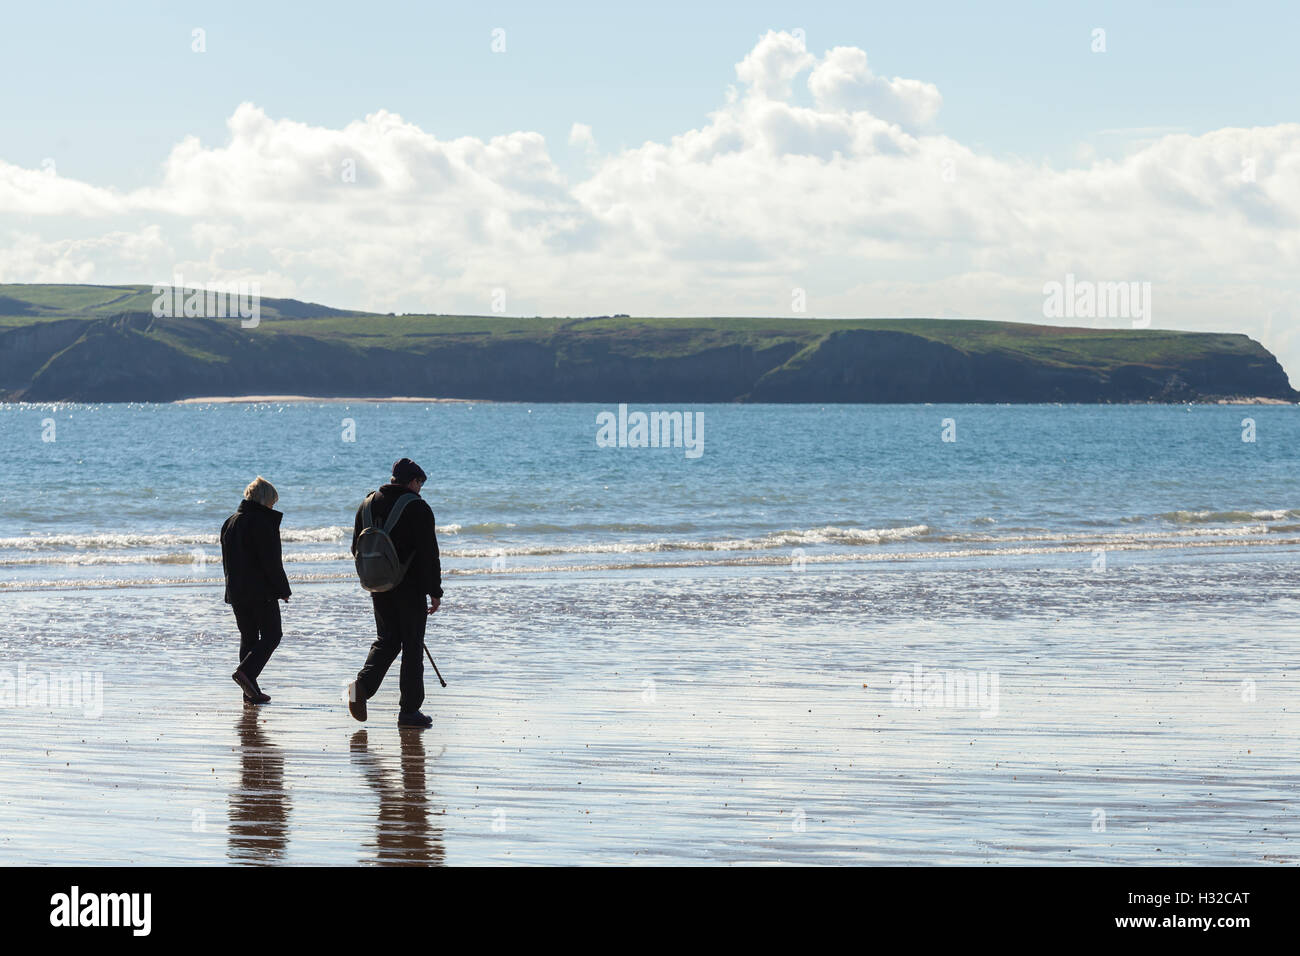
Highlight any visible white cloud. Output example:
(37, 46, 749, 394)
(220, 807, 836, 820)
(0, 161, 124, 216)
(2, 31, 1299, 377)
(808, 46, 942, 130)
(734, 30, 816, 101)
(0, 226, 168, 285)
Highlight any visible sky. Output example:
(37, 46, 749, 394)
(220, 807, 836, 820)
(2, 1, 1298, 375)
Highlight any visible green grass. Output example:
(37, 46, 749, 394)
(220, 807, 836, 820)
(274, 313, 567, 341)
(0, 282, 1268, 375)
(0, 283, 146, 313)
(0, 284, 362, 323)
(0, 314, 66, 328)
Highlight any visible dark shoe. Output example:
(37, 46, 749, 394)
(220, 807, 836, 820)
(347, 681, 367, 722)
(232, 669, 259, 698)
(233, 669, 270, 703)
(397, 711, 432, 728)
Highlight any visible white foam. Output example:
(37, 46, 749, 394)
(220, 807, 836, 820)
(0, 526, 351, 550)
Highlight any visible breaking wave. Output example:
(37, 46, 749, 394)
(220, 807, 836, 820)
(5, 533, 1300, 592)
(2, 513, 1297, 574)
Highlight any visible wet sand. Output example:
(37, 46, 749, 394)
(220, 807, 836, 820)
(1, 558, 1297, 865)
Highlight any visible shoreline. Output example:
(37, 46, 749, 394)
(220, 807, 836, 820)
(0, 395, 1291, 405)
(155, 395, 1298, 405)
(1214, 396, 1293, 405)
(174, 395, 482, 404)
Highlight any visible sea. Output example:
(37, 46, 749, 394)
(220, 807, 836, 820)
(0, 401, 1296, 865)
(2, 401, 1298, 587)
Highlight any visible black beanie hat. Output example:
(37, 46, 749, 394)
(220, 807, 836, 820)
(392, 458, 427, 484)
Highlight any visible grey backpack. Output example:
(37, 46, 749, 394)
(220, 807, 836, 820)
(354, 492, 420, 593)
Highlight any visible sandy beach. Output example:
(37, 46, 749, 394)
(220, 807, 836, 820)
(2, 552, 1296, 866)
(174, 396, 481, 404)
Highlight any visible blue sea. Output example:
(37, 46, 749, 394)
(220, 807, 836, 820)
(1, 401, 1298, 588)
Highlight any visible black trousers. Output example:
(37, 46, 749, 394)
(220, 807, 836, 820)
(232, 599, 282, 681)
(355, 591, 426, 714)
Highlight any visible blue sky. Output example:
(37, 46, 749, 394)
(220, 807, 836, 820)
(4, 0, 1296, 185)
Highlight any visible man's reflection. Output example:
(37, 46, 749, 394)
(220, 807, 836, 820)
(228, 708, 290, 863)
(350, 728, 445, 865)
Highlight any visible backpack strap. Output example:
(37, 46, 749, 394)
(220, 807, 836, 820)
(361, 491, 378, 530)
(383, 493, 420, 535)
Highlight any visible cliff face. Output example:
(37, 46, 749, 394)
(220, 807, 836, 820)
(746, 329, 1297, 403)
(2, 311, 1295, 403)
(0, 319, 93, 393)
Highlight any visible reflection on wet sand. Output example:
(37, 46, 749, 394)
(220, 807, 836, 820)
(228, 708, 290, 864)
(350, 729, 446, 866)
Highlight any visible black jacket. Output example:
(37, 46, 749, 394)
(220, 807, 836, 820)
(220, 499, 292, 605)
(352, 483, 443, 601)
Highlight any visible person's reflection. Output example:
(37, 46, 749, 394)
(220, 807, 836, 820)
(227, 708, 290, 864)
(350, 728, 446, 865)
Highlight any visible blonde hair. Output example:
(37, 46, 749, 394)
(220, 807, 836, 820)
(243, 476, 279, 508)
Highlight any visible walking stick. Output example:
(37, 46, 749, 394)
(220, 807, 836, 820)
(423, 644, 447, 688)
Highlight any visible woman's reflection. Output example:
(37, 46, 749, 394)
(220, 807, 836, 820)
(228, 708, 290, 863)
(350, 728, 445, 865)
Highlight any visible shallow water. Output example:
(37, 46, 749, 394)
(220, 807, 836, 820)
(1, 550, 1296, 865)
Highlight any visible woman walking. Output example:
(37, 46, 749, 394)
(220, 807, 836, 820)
(220, 476, 292, 704)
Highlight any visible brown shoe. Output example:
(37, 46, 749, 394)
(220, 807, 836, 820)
(232, 669, 259, 698)
(347, 681, 367, 721)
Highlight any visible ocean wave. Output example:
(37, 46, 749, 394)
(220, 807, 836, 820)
(0, 523, 933, 563)
(0, 519, 1289, 568)
(444, 523, 1275, 559)
(0, 550, 350, 567)
(0, 527, 351, 550)
(1153, 509, 1300, 525)
(0, 523, 1286, 571)
(439, 524, 933, 558)
(6, 534, 1300, 592)
(6, 503, 1295, 556)
(928, 525, 1273, 546)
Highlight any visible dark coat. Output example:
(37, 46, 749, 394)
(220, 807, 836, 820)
(220, 499, 292, 606)
(352, 483, 443, 601)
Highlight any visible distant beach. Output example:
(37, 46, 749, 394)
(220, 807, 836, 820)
(175, 395, 481, 404)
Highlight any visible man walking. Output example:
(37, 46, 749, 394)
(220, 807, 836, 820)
(347, 458, 443, 728)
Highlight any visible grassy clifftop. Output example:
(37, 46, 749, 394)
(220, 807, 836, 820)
(0, 284, 1292, 403)
(0, 283, 362, 324)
